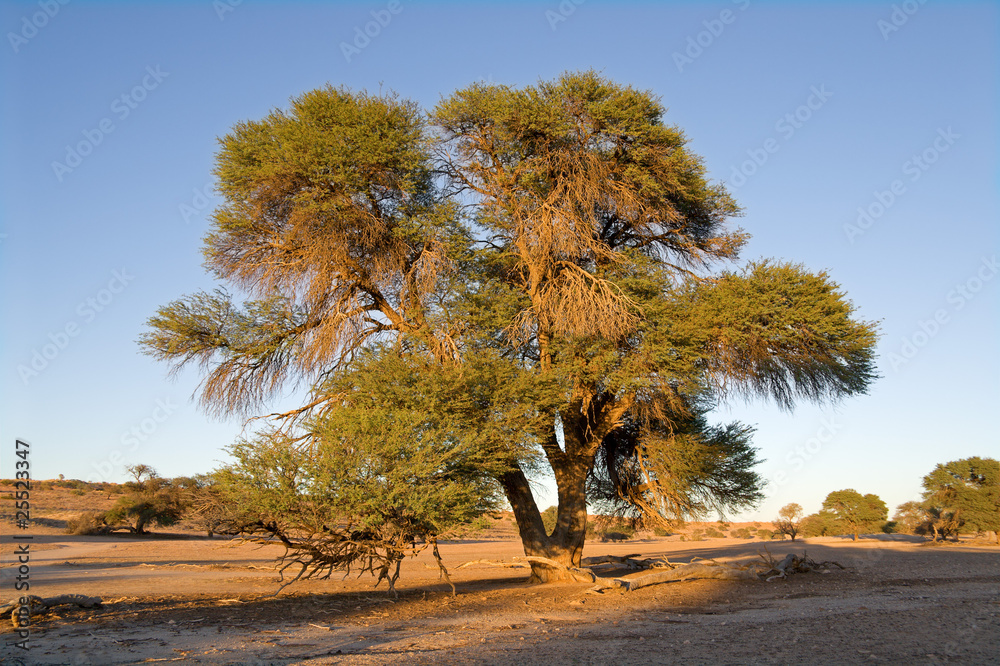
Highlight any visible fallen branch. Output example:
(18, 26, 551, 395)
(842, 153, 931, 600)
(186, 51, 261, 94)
(455, 559, 530, 570)
(586, 550, 847, 593)
(2, 594, 103, 627)
(605, 562, 760, 592)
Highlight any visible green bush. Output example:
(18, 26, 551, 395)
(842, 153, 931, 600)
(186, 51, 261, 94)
(541, 506, 558, 535)
(66, 512, 111, 535)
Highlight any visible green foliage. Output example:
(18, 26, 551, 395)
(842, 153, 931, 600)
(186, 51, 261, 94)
(798, 510, 840, 537)
(104, 466, 187, 534)
(541, 506, 559, 536)
(731, 527, 752, 539)
(66, 512, 109, 536)
(821, 489, 888, 540)
(213, 351, 507, 590)
(755, 528, 774, 540)
(892, 501, 926, 535)
(921, 457, 999, 540)
(774, 502, 804, 540)
(141, 72, 880, 581)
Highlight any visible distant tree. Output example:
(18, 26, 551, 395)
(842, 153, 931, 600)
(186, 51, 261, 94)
(798, 510, 840, 537)
(821, 489, 887, 541)
(540, 506, 559, 536)
(921, 457, 1000, 543)
(892, 501, 927, 535)
(774, 502, 803, 541)
(104, 465, 188, 534)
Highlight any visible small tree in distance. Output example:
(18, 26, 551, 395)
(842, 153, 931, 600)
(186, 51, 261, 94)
(774, 502, 803, 541)
(921, 457, 999, 543)
(822, 489, 888, 541)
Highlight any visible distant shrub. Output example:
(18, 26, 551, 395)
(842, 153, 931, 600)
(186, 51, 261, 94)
(541, 506, 558, 535)
(882, 520, 900, 534)
(66, 512, 112, 535)
(600, 531, 630, 542)
(689, 529, 705, 541)
(732, 527, 753, 539)
(755, 528, 774, 540)
(653, 526, 671, 537)
(72, 489, 86, 496)
(704, 527, 726, 539)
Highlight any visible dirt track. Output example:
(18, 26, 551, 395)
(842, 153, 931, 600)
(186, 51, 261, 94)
(1, 532, 998, 665)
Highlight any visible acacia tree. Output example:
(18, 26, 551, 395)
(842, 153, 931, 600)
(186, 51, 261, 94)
(822, 489, 888, 541)
(141, 72, 878, 583)
(921, 457, 999, 543)
(774, 503, 803, 541)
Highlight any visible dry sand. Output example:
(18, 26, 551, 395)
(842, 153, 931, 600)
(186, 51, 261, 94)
(1, 531, 998, 665)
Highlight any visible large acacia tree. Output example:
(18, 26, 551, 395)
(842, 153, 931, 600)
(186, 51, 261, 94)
(142, 72, 878, 583)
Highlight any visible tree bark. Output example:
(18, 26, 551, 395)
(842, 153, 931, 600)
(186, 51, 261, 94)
(500, 459, 591, 584)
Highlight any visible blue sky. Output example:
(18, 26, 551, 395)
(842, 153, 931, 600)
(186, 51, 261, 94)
(1, 0, 997, 522)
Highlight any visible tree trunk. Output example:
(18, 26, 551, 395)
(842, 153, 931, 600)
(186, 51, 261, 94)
(500, 460, 590, 584)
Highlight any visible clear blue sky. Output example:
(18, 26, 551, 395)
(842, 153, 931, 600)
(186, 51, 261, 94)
(2, 1, 997, 522)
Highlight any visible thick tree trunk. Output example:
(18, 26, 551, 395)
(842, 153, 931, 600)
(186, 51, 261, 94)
(500, 460, 591, 584)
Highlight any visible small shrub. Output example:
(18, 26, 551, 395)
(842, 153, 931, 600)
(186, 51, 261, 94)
(689, 529, 705, 541)
(755, 528, 774, 540)
(66, 512, 112, 535)
(704, 527, 725, 539)
(732, 527, 753, 539)
(653, 526, 671, 537)
(72, 489, 87, 496)
(541, 506, 558, 535)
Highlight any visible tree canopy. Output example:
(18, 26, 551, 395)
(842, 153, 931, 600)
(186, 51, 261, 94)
(141, 71, 879, 584)
(821, 489, 888, 541)
(921, 457, 999, 542)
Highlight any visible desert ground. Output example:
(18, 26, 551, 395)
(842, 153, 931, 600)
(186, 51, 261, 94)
(1, 486, 998, 665)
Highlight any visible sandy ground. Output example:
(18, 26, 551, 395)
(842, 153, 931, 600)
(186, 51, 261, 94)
(0, 532, 998, 665)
